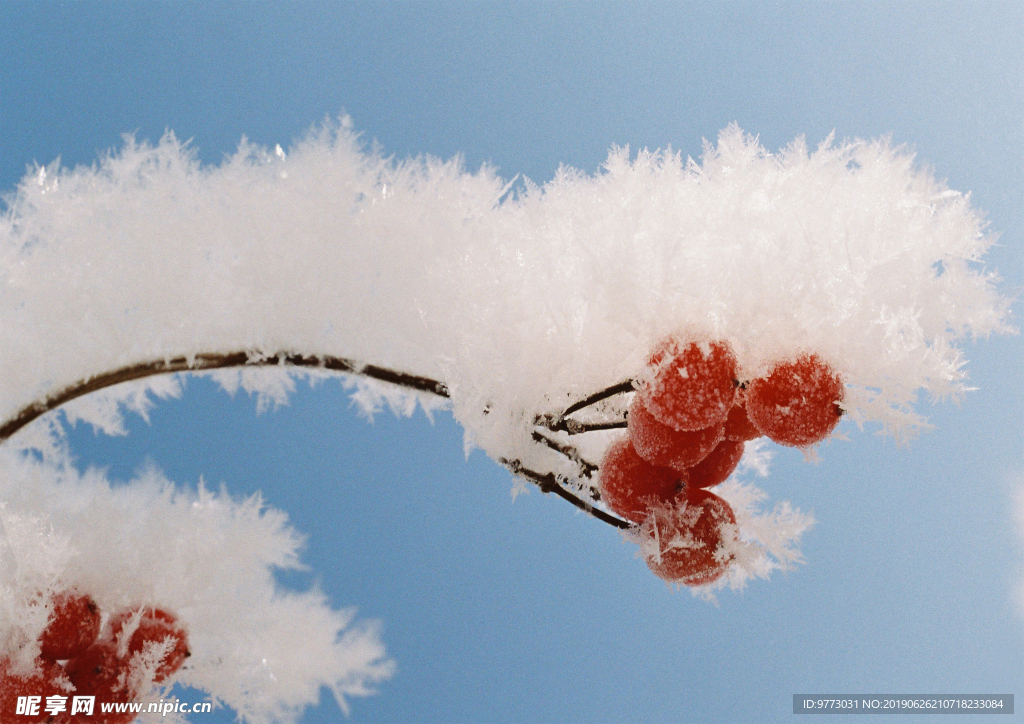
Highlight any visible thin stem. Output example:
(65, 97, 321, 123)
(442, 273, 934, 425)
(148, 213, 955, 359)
(534, 378, 633, 434)
(530, 430, 599, 479)
(499, 458, 630, 530)
(536, 417, 629, 435)
(0, 352, 448, 442)
(0, 350, 634, 531)
(560, 379, 634, 419)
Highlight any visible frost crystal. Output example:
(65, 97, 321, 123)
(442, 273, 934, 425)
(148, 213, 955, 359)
(0, 118, 1011, 714)
(0, 451, 393, 722)
(0, 121, 1009, 456)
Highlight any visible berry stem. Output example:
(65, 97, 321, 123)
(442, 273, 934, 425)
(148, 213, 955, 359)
(499, 458, 631, 529)
(559, 379, 635, 419)
(530, 430, 599, 479)
(0, 349, 634, 530)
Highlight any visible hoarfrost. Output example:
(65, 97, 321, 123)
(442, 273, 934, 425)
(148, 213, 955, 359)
(0, 117, 1012, 714)
(60, 375, 185, 436)
(0, 119, 1009, 465)
(0, 450, 393, 721)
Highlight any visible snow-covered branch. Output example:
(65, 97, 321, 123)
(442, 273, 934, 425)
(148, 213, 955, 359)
(0, 117, 1011, 720)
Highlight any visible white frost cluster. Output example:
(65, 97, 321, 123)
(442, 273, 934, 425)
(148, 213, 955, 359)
(0, 118, 1011, 715)
(0, 119, 1008, 462)
(0, 447, 394, 722)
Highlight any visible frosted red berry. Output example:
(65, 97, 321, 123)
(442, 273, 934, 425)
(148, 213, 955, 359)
(628, 396, 724, 470)
(638, 337, 737, 431)
(39, 590, 101, 661)
(109, 607, 190, 683)
(65, 639, 127, 695)
(65, 640, 135, 724)
(723, 399, 760, 442)
(687, 438, 745, 489)
(0, 657, 68, 723)
(746, 354, 844, 447)
(598, 435, 684, 523)
(643, 488, 737, 586)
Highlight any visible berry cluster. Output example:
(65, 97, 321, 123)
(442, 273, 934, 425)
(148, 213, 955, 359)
(0, 591, 189, 724)
(598, 337, 843, 585)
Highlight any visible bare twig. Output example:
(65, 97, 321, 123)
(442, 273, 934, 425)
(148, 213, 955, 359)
(530, 430, 599, 479)
(0, 350, 634, 530)
(534, 379, 633, 434)
(561, 378, 634, 419)
(549, 419, 629, 434)
(499, 458, 630, 530)
(0, 352, 448, 442)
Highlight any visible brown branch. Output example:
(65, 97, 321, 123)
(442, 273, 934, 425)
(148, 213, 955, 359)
(530, 430, 599, 479)
(0, 350, 636, 531)
(561, 378, 634, 419)
(499, 458, 631, 530)
(536, 417, 629, 435)
(0, 352, 448, 442)
(534, 378, 633, 434)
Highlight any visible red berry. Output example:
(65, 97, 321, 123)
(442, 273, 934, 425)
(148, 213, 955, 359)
(643, 488, 738, 586)
(598, 436, 684, 523)
(687, 439, 745, 489)
(65, 639, 121, 686)
(628, 396, 724, 470)
(65, 639, 118, 680)
(39, 590, 101, 661)
(64, 641, 137, 724)
(638, 337, 737, 431)
(109, 607, 190, 684)
(723, 399, 760, 442)
(746, 354, 844, 447)
(0, 657, 69, 723)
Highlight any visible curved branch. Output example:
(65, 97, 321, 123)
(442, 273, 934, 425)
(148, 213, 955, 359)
(0, 352, 448, 442)
(0, 350, 632, 531)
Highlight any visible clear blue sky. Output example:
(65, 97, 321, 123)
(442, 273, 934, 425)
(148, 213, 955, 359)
(2, 3, 1023, 722)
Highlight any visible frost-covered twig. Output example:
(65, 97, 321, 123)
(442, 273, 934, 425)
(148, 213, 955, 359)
(0, 351, 448, 442)
(0, 351, 637, 530)
(498, 458, 630, 530)
(559, 379, 635, 420)
(534, 380, 633, 435)
(530, 430, 599, 479)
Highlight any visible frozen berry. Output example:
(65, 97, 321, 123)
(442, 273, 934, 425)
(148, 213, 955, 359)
(598, 435, 684, 523)
(746, 354, 844, 447)
(109, 607, 190, 683)
(628, 396, 724, 470)
(65, 641, 136, 724)
(39, 590, 101, 660)
(638, 337, 737, 431)
(723, 399, 760, 442)
(643, 488, 737, 586)
(0, 657, 68, 723)
(65, 639, 123, 691)
(687, 439, 745, 489)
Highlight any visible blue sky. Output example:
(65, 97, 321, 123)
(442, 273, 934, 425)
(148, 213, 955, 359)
(2, 3, 1023, 722)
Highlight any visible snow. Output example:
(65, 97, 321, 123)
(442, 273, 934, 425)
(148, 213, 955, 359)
(0, 118, 1011, 720)
(0, 120, 1008, 455)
